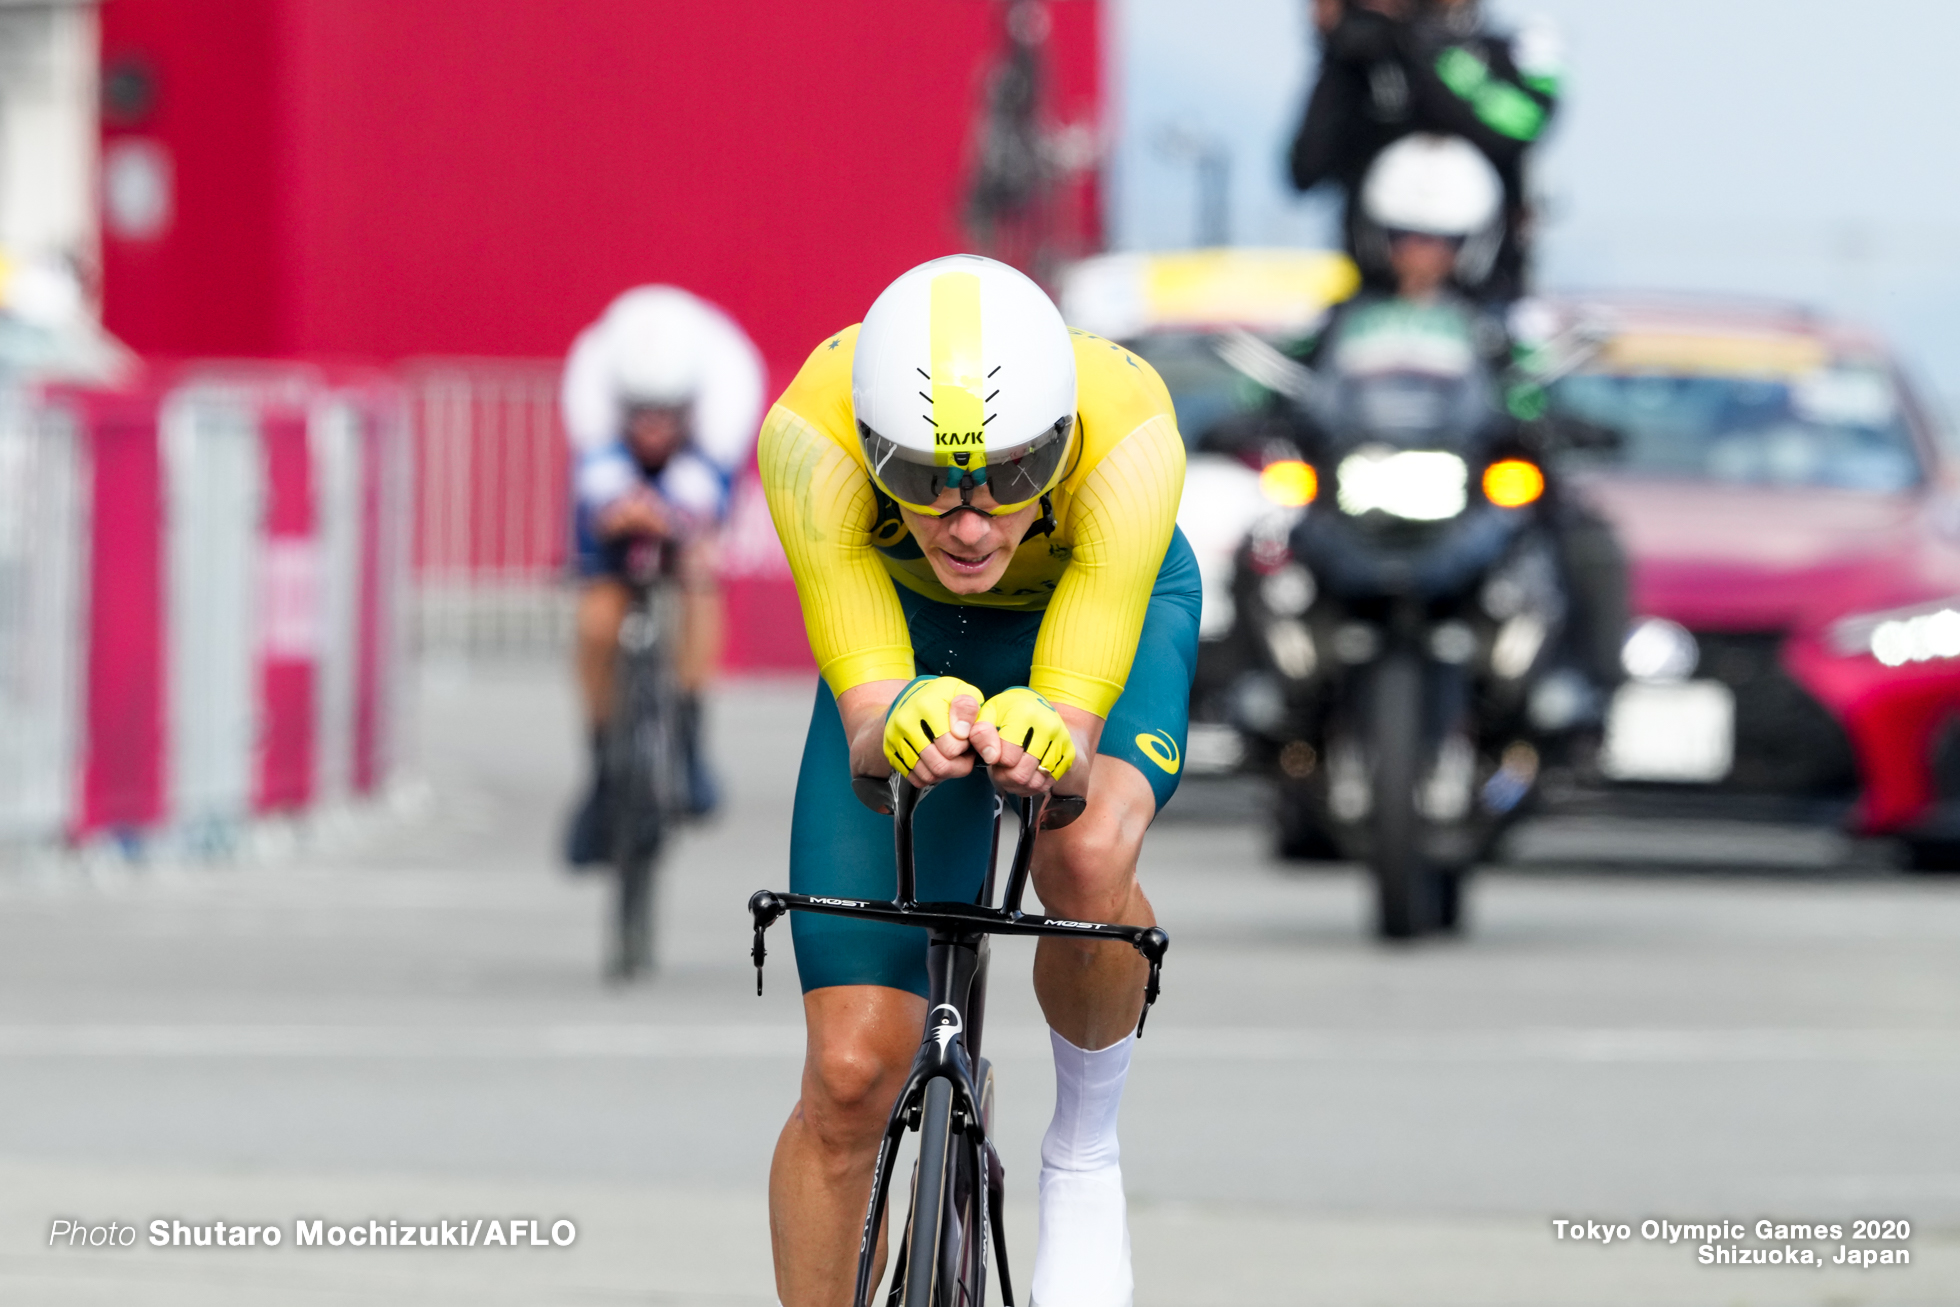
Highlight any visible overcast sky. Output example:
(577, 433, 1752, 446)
(1110, 0, 1960, 397)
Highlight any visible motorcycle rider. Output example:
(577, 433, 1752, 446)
(562, 285, 766, 863)
(1289, 0, 1562, 302)
(1295, 136, 1626, 723)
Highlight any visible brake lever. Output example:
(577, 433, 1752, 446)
(748, 891, 786, 996)
(1214, 329, 1319, 406)
(1130, 927, 1169, 1036)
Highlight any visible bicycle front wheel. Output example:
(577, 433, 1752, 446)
(899, 1078, 957, 1305)
(611, 853, 655, 978)
(605, 595, 683, 980)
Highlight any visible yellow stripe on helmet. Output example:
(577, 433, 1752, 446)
(929, 271, 986, 469)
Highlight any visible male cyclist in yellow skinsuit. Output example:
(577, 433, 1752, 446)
(760, 254, 1199, 1307)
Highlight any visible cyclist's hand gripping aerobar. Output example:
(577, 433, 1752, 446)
(971, 685, 1076, 798)
(594, 485, 674, 541)
(877, 676, 1079, 800)
(880, 675, 986, 788)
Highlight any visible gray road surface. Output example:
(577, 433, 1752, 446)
(4, 665, 1959, 1305)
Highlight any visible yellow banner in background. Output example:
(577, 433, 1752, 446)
(1141, 249, 1359, 332)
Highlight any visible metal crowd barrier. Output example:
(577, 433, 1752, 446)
(0, 353, 818, 855)
(399, 358, 811, 671)
(0, 369, 412, 855)
(0, 386, 86, 844)
(403, 360, 573, 657)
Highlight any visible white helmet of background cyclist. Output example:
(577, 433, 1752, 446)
(1361, 134, 1503, 238)
(601, 286, 713, 408)
(852, 254, 1076, 512)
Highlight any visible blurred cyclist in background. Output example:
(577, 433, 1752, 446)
(1290, 0, 1561, 302)
(561, 286, 766, 864)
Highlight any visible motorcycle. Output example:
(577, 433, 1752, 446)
(1213, 316, 1613, 939)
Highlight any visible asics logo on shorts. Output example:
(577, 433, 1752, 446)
(1134, 730, 1181, 775)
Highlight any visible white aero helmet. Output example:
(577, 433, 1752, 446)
(1361, 134, 1503, 239)
(852, 254, 1076, 513)
(602, 286, 713, 408)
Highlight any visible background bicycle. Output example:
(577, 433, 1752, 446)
(604, 541, 689, 979)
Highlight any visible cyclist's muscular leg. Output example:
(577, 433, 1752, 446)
(1027, 752, 1155, 1307)
(771, 984, 925, 1307)
(574, 578, 633, 727)
(566, 578, 634, 864)
(675, 537, 724, 694)
(1030, 753, 1158, 1049)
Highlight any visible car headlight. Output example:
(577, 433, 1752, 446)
(1622, 617, 1698, 683)
(1335, 447, 1468, 521)
(1831, 599, 1960, 667)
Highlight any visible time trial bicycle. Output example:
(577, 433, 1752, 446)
(748, 775, 1169, 1306)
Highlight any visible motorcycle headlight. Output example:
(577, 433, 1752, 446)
(1259, 564, 1316, 617)
(1335, 448, 1468, 521)
(1832, 599, 1960, 667)
(1259, 460, 1318, 507)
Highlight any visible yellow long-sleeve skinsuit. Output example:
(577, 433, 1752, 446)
(760, 321, 1202, 996)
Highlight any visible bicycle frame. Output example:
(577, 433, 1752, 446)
(749, 776, 1169, 1307)
(606, 567, 684, 979)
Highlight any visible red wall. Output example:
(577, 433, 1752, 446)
(98, 5, 283, 354)
(101, 1, 1102, 379)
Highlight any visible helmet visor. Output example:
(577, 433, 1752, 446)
(859, 415, 1073, 514)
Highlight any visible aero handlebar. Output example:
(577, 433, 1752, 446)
(748, 776, 1165, 1033)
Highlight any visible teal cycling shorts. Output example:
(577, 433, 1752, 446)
(788, 527, 1201, 996)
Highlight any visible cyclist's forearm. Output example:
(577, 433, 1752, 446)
(837, 679, 912, 777)
(1053, 704, 1104, 797)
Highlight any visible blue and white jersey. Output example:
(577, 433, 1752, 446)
(562, 286, 766, 525)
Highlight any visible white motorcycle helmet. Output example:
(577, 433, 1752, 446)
(602, 286, 712, 408)
(852, 254, 1076, 514)
(1359, 134, 1505, 283)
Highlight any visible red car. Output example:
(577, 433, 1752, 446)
(1544, 295, 1960, 866)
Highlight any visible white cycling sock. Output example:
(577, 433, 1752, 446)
(1030, 1028, 1135, 1307)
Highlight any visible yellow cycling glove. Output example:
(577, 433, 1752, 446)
(978, 686, 1077, 779)
(883, 675, 985, 774)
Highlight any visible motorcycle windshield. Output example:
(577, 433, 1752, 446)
(1319, 369, 1496, 454)
(1315, 301, 1499, 452)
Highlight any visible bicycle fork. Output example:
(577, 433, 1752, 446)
(853, 932, 1015, 1307)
